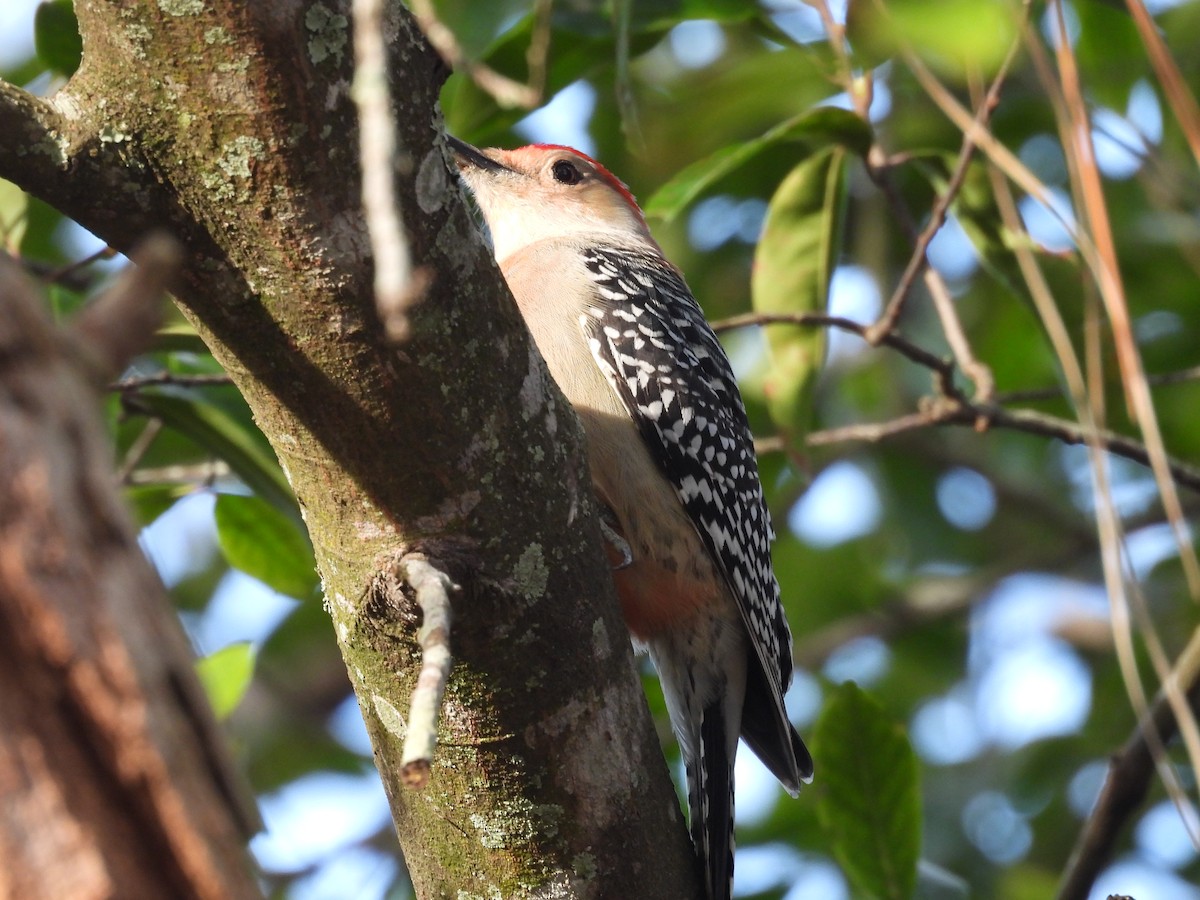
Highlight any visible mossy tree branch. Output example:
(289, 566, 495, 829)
(0, 1, 697, 897)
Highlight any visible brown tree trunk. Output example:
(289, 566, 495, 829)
(0, 251, 260, 900)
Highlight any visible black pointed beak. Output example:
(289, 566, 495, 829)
(446, 135, 510, 174)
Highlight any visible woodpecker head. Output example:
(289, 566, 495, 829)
(448, 136, 659, 264)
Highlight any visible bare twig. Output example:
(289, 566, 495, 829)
(352, 0, 429, 343)
(1052, 1, 1200, 597)
(46, 245, 119, 284)
(924, 269, 995, 408)
(1015, 20, 1161, 828)
(901, 49, 1081, 252)
(125, 461, 232, 486)
(20, 245, 120, 293)
(1059, 628, 1200, 900)
(712, 311, 954, 385)
(116, 418, 164, 484)
(865, 141, 974, 342)
(815, 404, 1200, 494)
(612, 0, 643, 151)
(996, 365, 1200, 404)
(525, 0, 554, 104)
(112, 372, 233, 392)
(719, 311, 1200, 493)
(906, 31, 1200, 840)
(409, 0, 542, 109)
(853, 4, 1029, 405)
(808, 0, 871, 119)
(1050, 2, 1200, 842)
(400, 555, 457, 789)
(1124, 0, 1200, 170)
(866, 35, 1020, 347)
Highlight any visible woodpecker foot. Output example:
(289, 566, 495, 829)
(599, 506, 634, 570)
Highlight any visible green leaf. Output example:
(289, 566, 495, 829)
(813, 682, 921, 900)
(641, 0, 763, 28)
(0, 179, 28, 249)
(127, 389, 296, 516)
(34, 0, 83, 77)
(195, 642, 256, 720)
(995, 863, 1059, 900)
(751, 147, 846, 444)
(851, 0, 1016, 80)
(152, 323, 211, 356)
(214, 493, 318, 600)
(644, 107, 870, 222)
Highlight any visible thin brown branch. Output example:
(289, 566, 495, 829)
(1058, 629, 1200, 900)
(125, 461, 231, 486)
(45, 245, 119, 284)
(809, 402, 1200, 495)
(116, 418, 164, 483)
(865, 34, 1018, 344)
(925, 268, 995, 407)
(525, 0, 554, 103)
(352, 0, 429, 343)
(865, 139, 975, 342)
(712, 311, 955, 389)
(724, 311, 1200, 493)
(1052, 0, 1200, 597)
(858, 3, 1024, 407)
(1125, 0, 1200, 170)
(21, 245, 119, 292)
(409, 0, 541, 109)
(398, 555, 457, 789)
(996, 365, 1200, 405)
(806, 409, 951, 447)
(808, 0, 871, 118)
(111, 373, 234, 392)
(900, 46, 1082, 254)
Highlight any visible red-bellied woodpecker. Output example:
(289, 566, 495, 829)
(448, 136, 813, 900)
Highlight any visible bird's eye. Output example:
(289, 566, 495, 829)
(551, 159, 584, 185)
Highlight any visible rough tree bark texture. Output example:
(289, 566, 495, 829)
(0, 251, 259, 899)
(0, 2, 699, 897)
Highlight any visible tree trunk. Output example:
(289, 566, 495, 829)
(0, 2, 699, 897)
(0, 251, 260, 900)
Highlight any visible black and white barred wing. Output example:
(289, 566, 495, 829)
(577, 245, 794, 700)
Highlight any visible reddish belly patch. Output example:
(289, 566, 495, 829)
(610, 555, 717, 641)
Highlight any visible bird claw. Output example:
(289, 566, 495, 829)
(599, 508, 634, 571)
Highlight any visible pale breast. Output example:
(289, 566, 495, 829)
(502, 241, 732, 640)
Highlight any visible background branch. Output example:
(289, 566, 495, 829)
(1059, 637, 1200, 900)
(721, 311, 1200, 493)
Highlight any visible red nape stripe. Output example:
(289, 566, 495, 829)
(528, 143, 642, 213)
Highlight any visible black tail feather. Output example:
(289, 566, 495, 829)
(689, 701, 734, 900)
(740, 654, 814, 793)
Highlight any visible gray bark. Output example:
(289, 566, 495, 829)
(0, 2, 699, 896)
